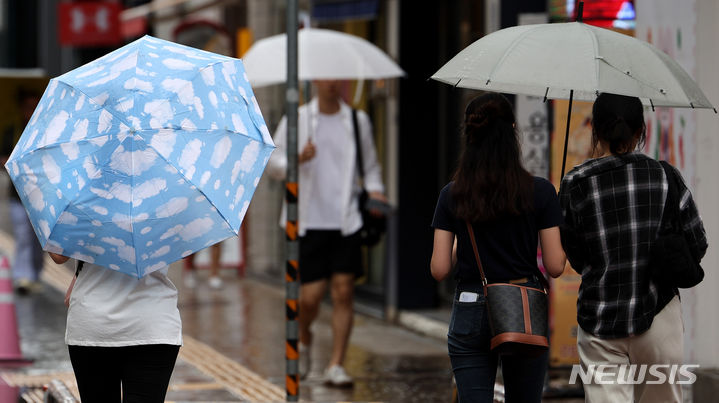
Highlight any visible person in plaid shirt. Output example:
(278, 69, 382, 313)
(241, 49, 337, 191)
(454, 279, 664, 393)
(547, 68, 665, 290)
(559, 93, 707, 402)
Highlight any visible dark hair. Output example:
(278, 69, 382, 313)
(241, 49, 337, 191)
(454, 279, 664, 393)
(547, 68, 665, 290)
(451, 93, 533, 223)
(591, 93, 646, 155)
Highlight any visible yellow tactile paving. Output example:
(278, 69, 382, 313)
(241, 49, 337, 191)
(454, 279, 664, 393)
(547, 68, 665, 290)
(168, 381, 225, 391)
(179, 335, 285, 402)
(21, 388, 44, 403)
(0, 370, 77, 388)
(0, 370, 80, 400)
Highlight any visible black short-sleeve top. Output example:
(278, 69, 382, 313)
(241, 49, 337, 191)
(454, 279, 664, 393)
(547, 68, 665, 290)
(431, 177, 563, 282)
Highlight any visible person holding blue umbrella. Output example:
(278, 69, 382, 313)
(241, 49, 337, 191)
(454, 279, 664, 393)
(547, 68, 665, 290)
(52, 251, 181, 402)
(7, 34, 275, 402)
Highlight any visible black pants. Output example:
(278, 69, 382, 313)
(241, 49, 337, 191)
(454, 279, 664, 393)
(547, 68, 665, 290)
(68, 344, 180, 403)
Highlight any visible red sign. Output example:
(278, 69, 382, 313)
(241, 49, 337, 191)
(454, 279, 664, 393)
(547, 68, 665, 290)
(574, 0, 635, 28)
(58, 2, 122, 47)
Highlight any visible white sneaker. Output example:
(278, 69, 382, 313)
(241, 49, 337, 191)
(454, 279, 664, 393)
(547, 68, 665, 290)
(208, 276, 223, 289)
(183, 271, 197, 288)
(299, 343, 311, 379)
(324, 365, 353, 387)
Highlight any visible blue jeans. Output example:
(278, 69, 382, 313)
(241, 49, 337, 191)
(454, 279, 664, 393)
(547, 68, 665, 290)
(448, 281, 548, 403)
(9, 200, 44, 282)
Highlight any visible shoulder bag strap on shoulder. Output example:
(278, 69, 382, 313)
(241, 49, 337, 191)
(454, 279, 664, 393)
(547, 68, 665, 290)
(466, 221, 550, 292)
(351, 109, 365, 181)
(465, 221, 488, 287)
(659, 161, 681, 230)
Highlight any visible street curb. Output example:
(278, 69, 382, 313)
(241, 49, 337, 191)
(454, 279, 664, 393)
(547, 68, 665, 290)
(396, 311, 448, 342)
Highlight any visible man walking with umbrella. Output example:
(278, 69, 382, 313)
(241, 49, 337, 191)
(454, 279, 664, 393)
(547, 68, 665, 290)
(268, 79, 387, 386)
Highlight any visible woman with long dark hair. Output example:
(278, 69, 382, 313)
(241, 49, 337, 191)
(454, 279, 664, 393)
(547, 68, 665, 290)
(431, 92, 566, 402)
(559, 93, 707, 402)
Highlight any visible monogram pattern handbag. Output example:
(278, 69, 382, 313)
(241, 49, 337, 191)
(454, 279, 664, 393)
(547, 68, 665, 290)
(466, 222, 549, 356)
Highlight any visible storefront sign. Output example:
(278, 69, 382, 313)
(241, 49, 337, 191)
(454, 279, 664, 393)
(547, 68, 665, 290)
(58, 2, 122, 47)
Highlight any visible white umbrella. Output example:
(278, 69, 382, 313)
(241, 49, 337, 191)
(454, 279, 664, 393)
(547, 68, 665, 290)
(432, 21, 713, 109)
(242, 27, 404, 87)
(431, 20, 715, 176)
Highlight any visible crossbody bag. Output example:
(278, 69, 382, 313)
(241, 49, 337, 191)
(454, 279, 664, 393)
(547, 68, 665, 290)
(465, 221, 549, 356)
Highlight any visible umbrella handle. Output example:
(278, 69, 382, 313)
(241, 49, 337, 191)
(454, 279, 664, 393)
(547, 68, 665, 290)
(560, 90, 574, 180)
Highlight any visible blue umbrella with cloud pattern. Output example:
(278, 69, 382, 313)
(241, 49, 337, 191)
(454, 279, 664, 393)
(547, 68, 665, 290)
(4, 35, 275, 278)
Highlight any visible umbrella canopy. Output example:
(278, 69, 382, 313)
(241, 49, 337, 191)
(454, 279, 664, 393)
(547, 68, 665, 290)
(431, 21, 713, 109)
(242, 27, 405, 87)
(5, 35, 275, 278)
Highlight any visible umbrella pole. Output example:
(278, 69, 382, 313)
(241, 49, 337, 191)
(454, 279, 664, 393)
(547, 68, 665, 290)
(559, 2, 582, 180)
(560, 90, 574, 179)
(285, 0, 300, 401)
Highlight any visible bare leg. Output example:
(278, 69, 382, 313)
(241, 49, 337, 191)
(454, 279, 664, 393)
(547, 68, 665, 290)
(183, 254, 197, 288)
(328, 273, 354, 367)
(210, 243, 222, 278)
(208, 243, 223, 288)
(299, 279, 329, 345)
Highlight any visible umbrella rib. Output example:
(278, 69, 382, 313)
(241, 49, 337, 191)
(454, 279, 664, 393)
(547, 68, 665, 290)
(55, 79, 135, 130)
(597, 58, 669, 97)
(598, 55, 711, 108)
(485, 27, 539, 88)
(18, 79, 133, 152)
(137, 128, 247, 236)
(582, 23, 603, 95)
(592, 28, 712, 108)
(142, 60, 238, 132)
(43, 174, 109, 259)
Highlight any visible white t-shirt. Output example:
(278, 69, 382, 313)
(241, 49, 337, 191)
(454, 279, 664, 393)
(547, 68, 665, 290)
(304, 111, 346, 229)
(65, 262, 182, 347)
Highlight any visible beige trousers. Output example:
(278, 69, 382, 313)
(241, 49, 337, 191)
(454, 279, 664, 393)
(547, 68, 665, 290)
(577, 296, 684, 403)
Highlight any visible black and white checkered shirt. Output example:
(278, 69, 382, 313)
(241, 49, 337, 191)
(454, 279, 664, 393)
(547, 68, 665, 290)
(559, 152, 707, 338)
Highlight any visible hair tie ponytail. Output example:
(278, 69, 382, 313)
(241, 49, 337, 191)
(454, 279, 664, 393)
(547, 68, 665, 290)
(466, 112, 491, 129)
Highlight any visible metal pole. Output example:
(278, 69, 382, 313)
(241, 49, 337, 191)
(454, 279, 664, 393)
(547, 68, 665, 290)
(560, 89, 573, 180)
(285, 0, 300, 401)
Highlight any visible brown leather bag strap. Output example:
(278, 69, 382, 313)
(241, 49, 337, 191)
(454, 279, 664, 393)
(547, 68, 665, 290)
(466, 221, 549, 292)
(466, 221, 488, 287)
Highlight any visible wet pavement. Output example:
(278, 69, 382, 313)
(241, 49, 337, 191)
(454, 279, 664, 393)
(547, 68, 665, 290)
(1, 256, 456, 402)
(174, 266, 454, 402)
(1, 263, 593, 403)
(1, 255, 586, 403)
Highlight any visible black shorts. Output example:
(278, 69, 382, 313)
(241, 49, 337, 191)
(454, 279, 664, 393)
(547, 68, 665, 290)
(299, 230, 363, 284)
